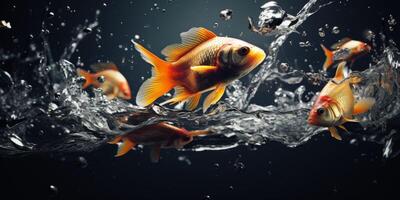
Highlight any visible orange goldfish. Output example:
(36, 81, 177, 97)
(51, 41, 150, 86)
(321, 38, 371, 71)
(133, 27, 266, 112)
(307, 62, 375, 140)
(77, 63, 132, 100)
(108, 122, 209, 162)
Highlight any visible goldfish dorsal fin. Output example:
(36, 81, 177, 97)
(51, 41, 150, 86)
(161, 27, 217, 62)
(90, 62, 119, 72)
(331, 37, 352, 50)
(328, 127, 342, 140)
(190, 65, 218, 74)
(334, 61, 347, 82)
(353, 98, 375, 115)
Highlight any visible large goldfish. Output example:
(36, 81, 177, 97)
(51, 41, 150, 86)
(307, 62, 375, 140)
(133, 27, 266, 112)
(77, 63, 132, 100)
(108, 122, 209, 162)
(321, 38, 371, 71)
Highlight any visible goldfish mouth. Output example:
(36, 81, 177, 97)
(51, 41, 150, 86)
(307, 115, 317, 125)
(248, 47, 267, 70)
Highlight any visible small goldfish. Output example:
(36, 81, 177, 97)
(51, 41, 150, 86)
(77, 63, 132, 100)
(308, 62, 375, 140)
(133, 27, 266, 112)
(108, 122, 209, 162)
(321, 38, 371, 71)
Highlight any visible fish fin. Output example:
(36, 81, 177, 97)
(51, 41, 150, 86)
(203, 84, 226, 113)
(90, 62, 118, 72)
(115, 138, 136, 157)
(149, 145, 161, 163)
(185, 93, 201, 111)
(353, 98, 375, 115)
(333, 61, 347, 82)
(133, 41, 176, 107)
(108, 135, 123, 144)
(162, 86, 192, 106)
(161, 27, 217, 62)
(190, 65, 218, 74)
(330, 37, 352, 50)
(76, 68, 94, 89)
(188, 130, 210, 137)
(349, 74, 363, 85)
(338, 125, 349, 133)
(328, 127, 342, 140)
(321, 44, 334, 71)
(343, 117, 360, 123)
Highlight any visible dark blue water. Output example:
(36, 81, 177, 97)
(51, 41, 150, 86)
(1, 0, 400, 199)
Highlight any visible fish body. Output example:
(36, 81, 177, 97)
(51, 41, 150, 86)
(308, 62, 375, 140)
(133, 27, 266, 112)
(109, 122, 209, 162)
(321, 38, 371, 71)
(77, 63, 131, 100)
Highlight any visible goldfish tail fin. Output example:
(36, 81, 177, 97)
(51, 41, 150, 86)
(77, 68, 93, 89)
(321, 44, 334, 71)
(115, 138, 136, 157)
(353, 98, 375, 115)
(108, 135, 123, 144)
(133, 41, 175, 107)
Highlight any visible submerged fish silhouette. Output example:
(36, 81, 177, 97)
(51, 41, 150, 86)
(109, 122, 209, 162)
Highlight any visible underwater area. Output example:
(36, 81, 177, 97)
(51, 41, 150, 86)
(1, 0, 400, 199)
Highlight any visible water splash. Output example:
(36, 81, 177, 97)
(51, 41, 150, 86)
(1, 0, 400, 159)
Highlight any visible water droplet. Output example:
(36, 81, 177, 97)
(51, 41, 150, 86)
(388, 14, 396, 26)
(219, 9, 233, 21)
(83, 27, 92, 33)
(213, 22, 219, 29)
(162, 8, 166, 12)
(324, 23, 329, 29)
(318, 28, 325, 37)
(102, 2, 107, 7)
(49, 185, 58, 197)
(332, 26, 340, 34)
(299, 41, 311, 47)
(47, 11, 55, 18)
(78, 156, 88, 168)
(134, 34, 140, 40)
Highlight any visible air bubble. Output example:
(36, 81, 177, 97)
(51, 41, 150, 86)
(318, 28, 325, 37)
(219, 9, 233, 21)
(332, 26, 340, 34)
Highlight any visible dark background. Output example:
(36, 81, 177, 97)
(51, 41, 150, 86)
(1, 0, 400, 199)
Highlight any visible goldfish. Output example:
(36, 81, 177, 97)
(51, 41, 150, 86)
(307, 62, 375, 140)
(133, 27, 266, 112)
(108, 122, 209, 162)
(77, 63, 132, 100)
(320, 38, 371, 71)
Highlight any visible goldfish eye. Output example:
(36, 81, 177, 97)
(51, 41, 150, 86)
(317, 108, 325, 115)
(238, 46, 250, 56)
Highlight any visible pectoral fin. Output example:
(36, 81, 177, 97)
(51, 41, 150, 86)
(353, 98, 375, 115)
(329, 126, 342, 140)
(203, 84, 226, 113)
(190, 65, 218, 74)
(149, 145, 161, 163)
(185, 93, 201, 111)
(338, 125, 349, 133)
